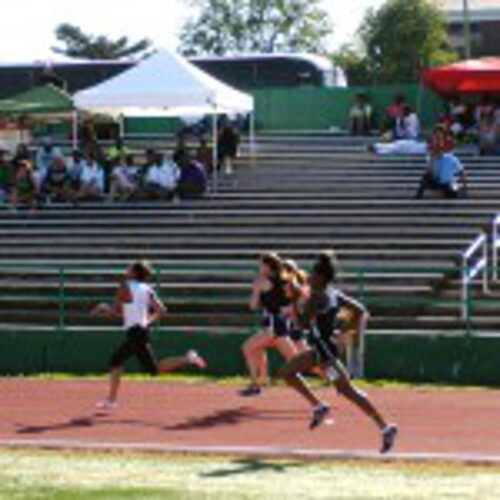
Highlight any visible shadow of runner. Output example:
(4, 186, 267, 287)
(163, 407, 257, 431)
(15, 417, 96, 434)
(200, 458, 305, 478)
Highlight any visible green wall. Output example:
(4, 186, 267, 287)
(123, 84, 444, 135)
(0, 329, 498, 386)
(251, 84, 444, 131)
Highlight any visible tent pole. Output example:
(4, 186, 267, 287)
(416, 80, 424, 127)
(72, 111, 79, 150)
(249, 111, 256, 168)
(119, 114, 125, 140)
(212, 111, 218, 195)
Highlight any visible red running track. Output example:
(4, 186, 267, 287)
(0, 379, 499, 461)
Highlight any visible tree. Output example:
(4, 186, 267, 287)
(333, 0, 457, 85)
(53, 23, 152, 60)
(180, 0, 332, 56)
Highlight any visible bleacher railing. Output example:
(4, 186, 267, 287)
(461, 232, 488, 321)
(492, 214, 500, 283)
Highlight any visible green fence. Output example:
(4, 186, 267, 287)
(1, 263, 498, 384)
(121, 83, 444, 135)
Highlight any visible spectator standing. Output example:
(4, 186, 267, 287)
(349, 93, 372, 136)
(218, 120, 240, 175)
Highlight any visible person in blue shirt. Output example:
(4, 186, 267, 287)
(415, 147, 468, 199)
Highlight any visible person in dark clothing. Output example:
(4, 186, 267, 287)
(279, 250, 398, 453)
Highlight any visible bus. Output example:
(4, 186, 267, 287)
(0, 53, 346, 98)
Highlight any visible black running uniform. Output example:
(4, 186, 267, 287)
(260, 278, 291, 337)
(305, 286, 342, 364)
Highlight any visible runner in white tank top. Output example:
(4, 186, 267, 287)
(91, 260, 207, 410)
(122, 280, 158, 330)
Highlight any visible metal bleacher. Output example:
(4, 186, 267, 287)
(0, 133, 499, 336)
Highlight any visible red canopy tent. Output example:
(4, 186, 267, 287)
(422, 58, 500, 96)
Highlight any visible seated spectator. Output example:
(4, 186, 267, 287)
(105, 137, 131, 193)
(196, 137, 213, 172)
(398, 105, 420, 140)
(143, 152, 180, 200)
(0, 149, 12, 204)
(349, 93, 372, 136)
(448, 97, 471, 140)
(383, 95, 406, 138)
(178, 151, 207, 200)
(35, 137, 61, 190)
(10, 160, 38, 211)
(478, 108, 496, 156)
(67, 150, 85, 194)
(12, 143, 31, 165)
(415, 141, 467, 199)
(172, 139, 188, 166)
(43, 156, 71, 203)
(110, 154, 139, 201)
(78, 152, 105, 201)
(371, 139, 428, 156)
(218, 119, 240, 175)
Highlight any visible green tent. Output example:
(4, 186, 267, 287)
(0, 84, 74, 117)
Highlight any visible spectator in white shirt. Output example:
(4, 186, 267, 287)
(35, 137, 61, 190)
(400, 105, 420, 140)
(110, 154, 139, 201)
(144, 152, 180, 200)
(78, 152, 104, 200)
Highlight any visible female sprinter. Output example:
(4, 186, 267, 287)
(91, 260, 206, 410)
(279, 251, 398, 454)
(240, 253, 298, 396)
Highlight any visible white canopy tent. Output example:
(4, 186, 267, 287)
(73, 50, 255, 191)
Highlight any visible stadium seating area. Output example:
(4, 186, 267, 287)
(0, 133, 499, 338)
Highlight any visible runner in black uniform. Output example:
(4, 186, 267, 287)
(279, 251, 398, 454)
(240, 253, 299, 396)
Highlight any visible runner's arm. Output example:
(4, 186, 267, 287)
(147, 289, 167, 326)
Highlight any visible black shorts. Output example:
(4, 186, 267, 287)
(109, 326, 158, 375)
(261, 314, 290, 338)
(309, 335, 339, 365)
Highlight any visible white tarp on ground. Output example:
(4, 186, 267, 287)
(73, 50, 254, 116)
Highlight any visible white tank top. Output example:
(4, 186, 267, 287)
(122, 280, 155, 329)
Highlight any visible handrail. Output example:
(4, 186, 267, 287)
(461, 232, 488, 321)
(492, 214, 500, 282)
